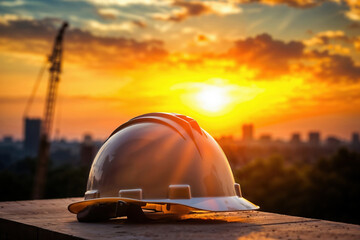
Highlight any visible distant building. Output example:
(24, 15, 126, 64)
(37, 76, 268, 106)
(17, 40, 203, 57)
(3, 136, 13, 144)
(308, 131, 321, 145)
(80, 134, 96, 167)
(326, 136, 341, 148)
(290, 133, 301, 144)
(259, 134, 272, 142)
(242, 124, 254, 141)
(351, 132, 360, 151)
(217, 135, 234, 145)
(23, 118, 42, 157)
(352, 133, 359, 145)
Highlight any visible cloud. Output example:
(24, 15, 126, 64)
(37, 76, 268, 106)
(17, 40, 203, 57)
(83, 0, 167, 6)
(1, 17, 359, 83)
(85, 0, 360, 23)
(303, 30, 350, 46)
(226, 33, 305, 77)
(0, 14, 33, 24)
(96, 8, 147, 28)
(343, 0, 360, 21)
(234, 0, 325, 8)
(307, 50, 360, 82)
(131, 20, 147, 28)
(0, 0, 25, 7)
(197, 34, 208, 42)
(154, 1, 213, 22)
(304, 30, 360, 53)
(228, 33, 360, 82)
(154, 0, 241, 22)
(240, 0, 359, 21)
(83, 0, 360, 23)
(96, 8, 120, 20)
(0, 17, 63, 42)
(348, 22, 360, 29)
(199, 32, 359, 82)
(0, 18, 167, 69)
(204, 1, 242, 14)
(86, 19, 136, 32)
(354, 37, 360, 51)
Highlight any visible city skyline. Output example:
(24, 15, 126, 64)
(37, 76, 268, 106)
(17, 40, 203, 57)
(2, 118, 359, 143)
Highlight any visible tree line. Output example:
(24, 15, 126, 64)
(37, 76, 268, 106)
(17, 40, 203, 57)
(235, 148, 360, 224)
(1, 148, 359, 224)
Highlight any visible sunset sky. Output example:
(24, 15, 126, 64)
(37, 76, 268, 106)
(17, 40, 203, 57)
(0, 0, 360, 141)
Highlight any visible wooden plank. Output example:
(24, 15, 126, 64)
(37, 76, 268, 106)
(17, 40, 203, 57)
(0, 198, 359, 240)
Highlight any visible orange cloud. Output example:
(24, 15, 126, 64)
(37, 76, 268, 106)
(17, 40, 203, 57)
(86, 0, 360, 22)
(1, 18, 359, 83)
(237, 0, 360, 21)
(343, 0, 360, 21)
(304, 30, 360, 54)
(304, 30, 350, 46)
(354, 37, 360, 51)
(234, 0, 325, 8)
(0, 18, 167, 70)
(96, 8, 147, 29)
(306, 50, 360, 82)
(132, 20, 147, 28)
(226, 33, 305, 78)
(96, 8, 119, 20)
(154, 0, 241, 22)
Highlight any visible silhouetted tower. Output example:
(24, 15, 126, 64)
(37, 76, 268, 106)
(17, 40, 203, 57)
(32, 22, 68, 199)
(326, 136, 341, 148)
(352, 133, 359, 145)
(308, 131, 320, 146)
(242, 124, 254, 141)
(290, 133, 301, 144)
(259, 134, 272, 142)
(352, 132, 360, 151)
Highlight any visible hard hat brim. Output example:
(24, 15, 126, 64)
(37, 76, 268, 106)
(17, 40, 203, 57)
(68, 196, 259, 214)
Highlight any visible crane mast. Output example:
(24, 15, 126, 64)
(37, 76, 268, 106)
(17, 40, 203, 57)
(32, 22, 68, 199)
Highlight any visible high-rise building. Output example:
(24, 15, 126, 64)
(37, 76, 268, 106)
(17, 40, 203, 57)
(290, 133, 301, 144)
(326, 136, 341, 147)
(352, 132, 360, 151)
(23, 118, 42, 157)
(3, 136, 13, 144)
(352, 133, 359, 145)
(259, 134, 272, 142)
(308, 131, 320, 145)
(242, 124, 254, 141)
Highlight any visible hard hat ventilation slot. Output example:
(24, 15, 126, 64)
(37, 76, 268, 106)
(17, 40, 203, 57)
(119, 189, 143, 200)
(84, 190, 100, 200)
(234, 183, 242, 197)
(168, 184, 191, 199)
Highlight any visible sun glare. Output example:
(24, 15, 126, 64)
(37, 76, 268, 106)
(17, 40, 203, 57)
(196, 85, 230, 112)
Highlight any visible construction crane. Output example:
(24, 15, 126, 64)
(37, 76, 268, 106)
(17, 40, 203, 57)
(32, 22, 68, 199)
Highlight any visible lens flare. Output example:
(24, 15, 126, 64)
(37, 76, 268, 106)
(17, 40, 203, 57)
(196, 85, 230, 112)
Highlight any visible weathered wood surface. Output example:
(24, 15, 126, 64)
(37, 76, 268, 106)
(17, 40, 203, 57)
(0, 198, 359, 240)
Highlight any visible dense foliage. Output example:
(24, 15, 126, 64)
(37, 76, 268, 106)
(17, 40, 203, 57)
(0, 158, 88, 201)
(1, 148, 359, 224)
(235, 148, 360, 224)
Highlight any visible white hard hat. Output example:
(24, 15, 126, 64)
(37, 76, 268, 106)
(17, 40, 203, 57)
(68, 113, 258, 221)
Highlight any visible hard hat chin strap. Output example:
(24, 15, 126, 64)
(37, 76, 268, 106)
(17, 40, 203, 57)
(77, 201, 148, 222)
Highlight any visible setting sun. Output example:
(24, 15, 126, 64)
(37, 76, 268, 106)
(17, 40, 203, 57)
(196, 85, 230, 113)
